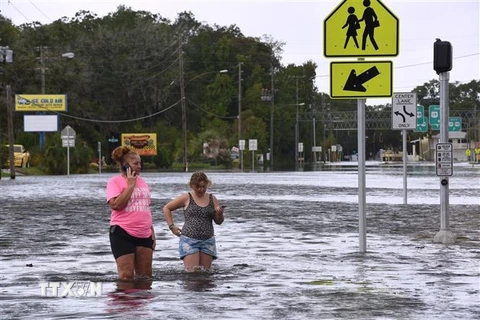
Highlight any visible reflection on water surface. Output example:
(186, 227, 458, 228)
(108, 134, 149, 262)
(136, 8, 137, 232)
(1, 167, 479, 319)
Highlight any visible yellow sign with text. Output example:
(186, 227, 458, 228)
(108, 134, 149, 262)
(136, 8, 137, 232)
(324, 0, 399, 57)
(15, 94, 67, 111)
(330, 60, 392, 99)
(121, 133, 157, 156)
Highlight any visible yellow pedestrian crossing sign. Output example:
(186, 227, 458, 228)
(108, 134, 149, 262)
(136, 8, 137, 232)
(330, 60, 392, 98)
(324, 0, 399, 57)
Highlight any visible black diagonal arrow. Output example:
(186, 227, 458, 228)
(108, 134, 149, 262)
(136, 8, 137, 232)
(343, 66, 380, 92)
(403, 105, 415, 117)
(394, 111, 406, 122)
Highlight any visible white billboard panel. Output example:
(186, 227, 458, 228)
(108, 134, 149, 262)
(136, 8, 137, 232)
(24, 115, 58, 132)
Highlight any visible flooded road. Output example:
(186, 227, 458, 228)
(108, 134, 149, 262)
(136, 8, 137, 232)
(1, 164, 479, 319)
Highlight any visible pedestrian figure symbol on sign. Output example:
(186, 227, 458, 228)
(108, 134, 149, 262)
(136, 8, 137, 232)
(324, 0, 398, 58)
(342, 7, 360, 49)
(358, 0, 380, 51)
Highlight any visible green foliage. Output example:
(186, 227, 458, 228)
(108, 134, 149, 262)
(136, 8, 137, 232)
(0, 8, 477, 173)
(41, 133, 93, 174)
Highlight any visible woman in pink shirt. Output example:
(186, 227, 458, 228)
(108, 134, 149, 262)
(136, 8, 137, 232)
(106, 146, 155, 281)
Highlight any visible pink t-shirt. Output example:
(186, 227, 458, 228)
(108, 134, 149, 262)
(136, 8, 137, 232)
(106, 175, 152, 238)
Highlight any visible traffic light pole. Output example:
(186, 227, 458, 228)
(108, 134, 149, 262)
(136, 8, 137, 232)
(433, 39, 455, 244)
(433, 71, 456, 244)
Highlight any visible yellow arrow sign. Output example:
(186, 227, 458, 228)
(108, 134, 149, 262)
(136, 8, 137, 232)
(324, 0, 399, 57)
(330, 61, 392, 99)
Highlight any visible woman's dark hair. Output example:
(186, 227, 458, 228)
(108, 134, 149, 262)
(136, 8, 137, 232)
(111, 146, 138, 164)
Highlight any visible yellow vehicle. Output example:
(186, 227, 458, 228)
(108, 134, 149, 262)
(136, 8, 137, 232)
(3, 144, 31, 168)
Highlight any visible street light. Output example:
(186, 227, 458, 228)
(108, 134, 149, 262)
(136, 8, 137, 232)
(61, 52, 75, 59)
(179, 68, 229, 171)
(185, 69, 228, 86)
(35, 47, 75, 148)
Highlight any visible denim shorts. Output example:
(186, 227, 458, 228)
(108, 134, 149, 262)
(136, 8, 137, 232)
(178, 235, 217, 260)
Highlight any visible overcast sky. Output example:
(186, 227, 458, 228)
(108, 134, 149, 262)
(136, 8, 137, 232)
(1, 0, 479, 105)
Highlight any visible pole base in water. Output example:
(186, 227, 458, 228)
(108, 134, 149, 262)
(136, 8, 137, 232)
(433, 230, 456, 244)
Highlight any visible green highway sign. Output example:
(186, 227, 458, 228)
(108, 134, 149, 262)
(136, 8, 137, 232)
(415, 105, 427, 132)
(449, 117, 462, 132)
(429, 105, 440, 130)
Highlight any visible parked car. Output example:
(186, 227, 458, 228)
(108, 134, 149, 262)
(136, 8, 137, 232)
(3, 144, 31, 168)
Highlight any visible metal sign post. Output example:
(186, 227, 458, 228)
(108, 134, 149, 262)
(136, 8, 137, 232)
(324, 0, 399, 253)
(358, 98, 367, 252)
(434, 72, 456, 244)
(239, 139, 245, 172)
(249, 139, 257, 172)
(61, 125, 76, 176)
(392, 92, 417, 204)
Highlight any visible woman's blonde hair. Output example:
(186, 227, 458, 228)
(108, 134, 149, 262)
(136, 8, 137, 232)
(189, 171, 212, 188)
(111, 145, 138, 164)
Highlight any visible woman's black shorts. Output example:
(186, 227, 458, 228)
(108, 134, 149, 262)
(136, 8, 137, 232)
(109, 225, 154, 259)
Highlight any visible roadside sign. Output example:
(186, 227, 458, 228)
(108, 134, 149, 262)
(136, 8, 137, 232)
(428, 106, 462, 131)
(323, 0, 399, 57)
(61, 125, 76, 139)
(239, 139, 246, 151)
(429, 105, 440, 130)
(62, 139, 75, 147)
(436, 143, 453, 176)
(449, 117, 462, 132)
(61, 125, 76, 148)
(330, 60, 392, 99)
(415, 105, 427, 132)
(392, 92, 417, 130)
(15, 94, 68, 112)
(248, 139, 257, 151)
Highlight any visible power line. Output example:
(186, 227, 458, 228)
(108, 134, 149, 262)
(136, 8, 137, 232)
(316, 52, 480, 79)
(7, 0, 31, 23)
(188, 99, 238, 120)
(13, 93, 182, 123)
(28, 0, 51, 23)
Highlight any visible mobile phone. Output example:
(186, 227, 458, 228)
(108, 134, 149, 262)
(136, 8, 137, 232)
(121, 164, 130, 173)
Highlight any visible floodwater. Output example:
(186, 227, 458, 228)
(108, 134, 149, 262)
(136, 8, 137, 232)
(0, 163, 479, 319)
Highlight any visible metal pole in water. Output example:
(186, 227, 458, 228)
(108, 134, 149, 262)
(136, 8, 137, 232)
(434, 71, 455, 244)
(403, 129, 408, 204)
(67, 126, 70, 176)
(358, 98, 367, 253)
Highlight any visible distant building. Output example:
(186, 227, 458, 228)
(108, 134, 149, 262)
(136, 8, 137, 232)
(425, 131, 472, 162)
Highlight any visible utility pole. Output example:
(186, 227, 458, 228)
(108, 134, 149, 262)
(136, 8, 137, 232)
(238, 62, 243, 171)
(35, 46, 47, 149)
(311, 104, 316, 163)
(270, 65, 275, 170)
(295, 77, 299, 169)
(1, 47, 15, 179)
(6, 85, 15, 179)
(238, 62, 242, 142)
(179, 37, 187, 172)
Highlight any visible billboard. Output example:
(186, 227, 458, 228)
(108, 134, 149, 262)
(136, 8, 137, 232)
(15, 94, 67, 111)
(24, 115, 58, 132)
(121, 133, 157, 156)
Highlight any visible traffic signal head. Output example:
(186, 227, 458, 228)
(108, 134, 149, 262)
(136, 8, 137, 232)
(433, 39, 452, 74)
